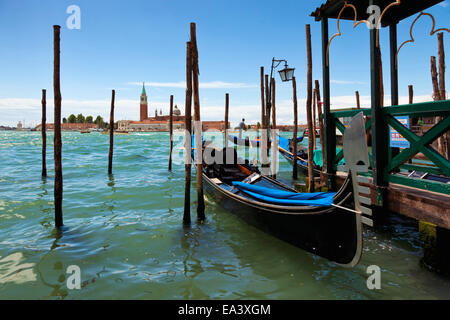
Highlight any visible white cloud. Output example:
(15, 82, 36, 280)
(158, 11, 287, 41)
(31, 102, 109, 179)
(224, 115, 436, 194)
(438, 1, 449, 8)
(127, 81, 257, 89)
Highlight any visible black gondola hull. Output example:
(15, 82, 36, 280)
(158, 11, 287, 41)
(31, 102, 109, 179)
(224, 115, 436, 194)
(203, 174, 362, 266)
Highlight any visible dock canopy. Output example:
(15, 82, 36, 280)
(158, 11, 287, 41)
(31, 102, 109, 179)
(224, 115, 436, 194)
(310, 0, 444, 27)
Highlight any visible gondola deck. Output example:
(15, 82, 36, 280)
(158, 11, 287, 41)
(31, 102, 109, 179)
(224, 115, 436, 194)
(200, 145, 362, 267)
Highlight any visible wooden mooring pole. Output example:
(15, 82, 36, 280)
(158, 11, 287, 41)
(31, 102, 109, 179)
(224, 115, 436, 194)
(53, 25, 63, 227)
(315, 80, 325, 170)
(431, 56, 445, 156)
(408, 85, 413, 104)
(431, 56, 440, 101)
(409, 85, 415, 130)
(438, 33, 446, 101)
(271, 77, 276, 130)
(437, 32, 449, 160)
(260, 67, 265, 136)
(259, 67, 268, 169)
(355, 90, 361, 109)
(292, 76, 298, 180)
(271, 77, 277, 179)
(225, 93, 229, 148)
(190, 23, 205, 222)
(41, 89, 47, 177)
(108, 90, 115, 175)
(264, 74, 270, 155)
(169, 95, 173, 171)
(312, 88, 317, 152)
(183, 41, 193, 225)
(306, 24, 314, 192)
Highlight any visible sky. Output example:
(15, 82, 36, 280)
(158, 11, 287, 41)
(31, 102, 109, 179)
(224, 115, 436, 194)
(0, 0, 449, 127)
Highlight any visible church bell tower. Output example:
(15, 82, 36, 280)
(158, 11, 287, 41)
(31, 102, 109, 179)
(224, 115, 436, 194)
(140, 82, 148, 121)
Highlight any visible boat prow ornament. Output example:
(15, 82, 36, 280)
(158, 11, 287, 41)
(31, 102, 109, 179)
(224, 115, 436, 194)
(343, 112, 373, 227)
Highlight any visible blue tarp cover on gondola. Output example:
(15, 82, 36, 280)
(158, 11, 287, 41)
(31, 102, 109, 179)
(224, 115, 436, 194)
(277, 134, 304, 153)
(232, 181, 335, 207)
(191, 135, 204, 149)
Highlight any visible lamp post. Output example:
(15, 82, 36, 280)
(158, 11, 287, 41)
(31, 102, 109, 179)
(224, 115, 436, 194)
(266, 58, 295, 129)
(261, 58, 294, 177)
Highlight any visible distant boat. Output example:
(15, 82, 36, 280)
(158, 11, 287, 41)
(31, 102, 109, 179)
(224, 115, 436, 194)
(80, 130, 90, 134)
(101, 130, 129, 135)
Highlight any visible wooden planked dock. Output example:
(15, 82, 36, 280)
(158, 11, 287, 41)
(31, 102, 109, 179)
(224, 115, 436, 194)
(335, 173, 450, 229)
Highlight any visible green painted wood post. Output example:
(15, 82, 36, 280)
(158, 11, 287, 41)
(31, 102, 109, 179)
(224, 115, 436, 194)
(389, 23, 400, 169)
(370, 0, 389, 206)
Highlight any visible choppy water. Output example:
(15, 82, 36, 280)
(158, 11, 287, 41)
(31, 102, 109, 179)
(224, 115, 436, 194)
(0, 130, 449, 300)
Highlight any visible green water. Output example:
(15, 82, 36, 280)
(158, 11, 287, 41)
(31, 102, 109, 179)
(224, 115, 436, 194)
(0, 131, 449, 300)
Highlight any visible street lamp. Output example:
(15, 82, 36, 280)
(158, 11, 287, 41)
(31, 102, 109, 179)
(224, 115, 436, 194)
(278, 63, 295, 82)
(266, 58, 294, 129)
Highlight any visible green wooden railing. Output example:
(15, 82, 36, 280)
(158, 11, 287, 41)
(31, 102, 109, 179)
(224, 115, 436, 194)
(327, 100, 450, 195)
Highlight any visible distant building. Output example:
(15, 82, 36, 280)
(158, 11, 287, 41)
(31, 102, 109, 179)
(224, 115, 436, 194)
(202, 121, 227, 131)
(117, 120, 131, 131)
(125, 83, 225, 132)
(276, 124, 308, 132)
(140, 82, 148, 121)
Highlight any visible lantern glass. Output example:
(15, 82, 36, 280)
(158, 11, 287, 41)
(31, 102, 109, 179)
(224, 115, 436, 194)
(278, 67, 295, 82)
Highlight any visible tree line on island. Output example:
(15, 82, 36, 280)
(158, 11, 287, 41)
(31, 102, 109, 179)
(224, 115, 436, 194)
(62, 114, 109, 128)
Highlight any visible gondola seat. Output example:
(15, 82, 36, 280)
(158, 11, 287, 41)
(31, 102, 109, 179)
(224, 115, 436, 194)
(232, 181, 336, 207)
(203, 147, 248, 184)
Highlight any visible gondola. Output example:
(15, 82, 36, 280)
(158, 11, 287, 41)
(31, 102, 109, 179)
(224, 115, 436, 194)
(278, 134, 450, 185)
(277, 135, 322, 177)
(198, 144, 362, 266)
(396, 170, 450, 184)
(228, 131, 305, 148)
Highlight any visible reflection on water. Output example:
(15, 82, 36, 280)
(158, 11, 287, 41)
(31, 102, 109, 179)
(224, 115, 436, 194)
(0, 131, 449, 299)
(0, 252, 37, 285)
(180, 226, 204, 278)
(107, 174, 116, 191)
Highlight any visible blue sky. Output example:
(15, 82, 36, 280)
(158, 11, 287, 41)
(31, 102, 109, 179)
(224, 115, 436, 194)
(0, 0, 449, 127)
